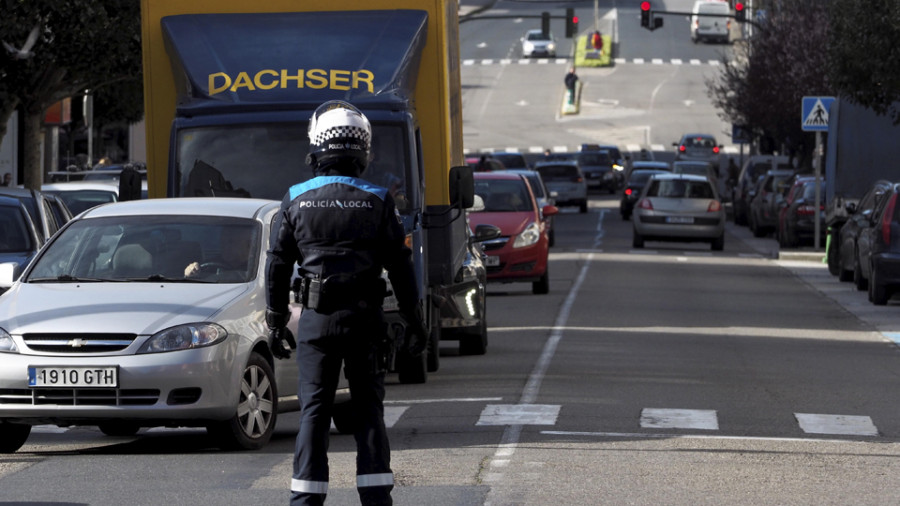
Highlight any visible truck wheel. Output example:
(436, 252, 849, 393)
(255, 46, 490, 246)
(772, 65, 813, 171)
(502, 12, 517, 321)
(427, 322, 440, 373)
(0, 421, 31, 453)
(207, 352, 277, 450)
(98, 422, 141, 437)
(397, 350, 427, 384)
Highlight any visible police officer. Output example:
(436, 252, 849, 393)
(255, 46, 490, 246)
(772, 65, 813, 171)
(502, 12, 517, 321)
(265, 100, 426, 506)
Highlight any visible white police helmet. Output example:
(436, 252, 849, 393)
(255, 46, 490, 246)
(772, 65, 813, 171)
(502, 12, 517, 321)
(306, 100, 372, 174)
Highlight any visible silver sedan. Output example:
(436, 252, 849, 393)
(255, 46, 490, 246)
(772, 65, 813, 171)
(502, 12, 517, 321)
(0, 198, 309, 453)
(632, 174, 726, 250)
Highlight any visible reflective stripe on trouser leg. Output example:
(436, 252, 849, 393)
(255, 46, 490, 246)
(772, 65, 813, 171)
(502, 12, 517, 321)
(357, 473, 393, 488)
(292, 479, 329, 495)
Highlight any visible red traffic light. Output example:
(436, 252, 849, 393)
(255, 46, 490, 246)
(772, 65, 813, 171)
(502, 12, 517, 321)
(641, 1, 651, 11)
(572, 16, 579, 24)
(734, 2, 744, 10)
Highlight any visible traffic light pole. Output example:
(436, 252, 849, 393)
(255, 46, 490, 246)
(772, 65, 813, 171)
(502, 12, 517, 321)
(644, 10, 762, 30)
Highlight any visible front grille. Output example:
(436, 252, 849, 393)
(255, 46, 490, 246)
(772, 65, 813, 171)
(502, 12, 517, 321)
(23, 333, 137, 353)
(0, 388, 159, 406)
(482, 237, 508, 252)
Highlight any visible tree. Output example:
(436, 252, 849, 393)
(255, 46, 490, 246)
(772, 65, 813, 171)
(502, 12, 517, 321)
(0, 0, 142, 189)
(828, 0, 900, 124)
(706, 0, 832, 166)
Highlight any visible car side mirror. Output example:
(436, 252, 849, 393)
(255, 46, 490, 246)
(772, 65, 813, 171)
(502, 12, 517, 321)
(0, 262, 17, 289)
(472, 224, 501, 243)
(542, 204, 559, 217)
(449, 165, 475, 209)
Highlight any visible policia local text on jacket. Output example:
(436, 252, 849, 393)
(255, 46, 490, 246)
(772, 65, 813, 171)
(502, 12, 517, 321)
(265, 100, 425, 506)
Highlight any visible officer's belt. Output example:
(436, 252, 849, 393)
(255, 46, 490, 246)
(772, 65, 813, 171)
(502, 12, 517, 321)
(297, 275, 386, 312)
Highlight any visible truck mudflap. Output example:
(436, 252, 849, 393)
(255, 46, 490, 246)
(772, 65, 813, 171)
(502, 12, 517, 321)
(161, 10, 428, 111)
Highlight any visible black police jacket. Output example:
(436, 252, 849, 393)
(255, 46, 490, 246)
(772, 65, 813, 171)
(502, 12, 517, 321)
(265, 172, 419, 317)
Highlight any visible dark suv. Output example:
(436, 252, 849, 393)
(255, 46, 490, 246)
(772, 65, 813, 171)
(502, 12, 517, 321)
(857, 182, 900, 305)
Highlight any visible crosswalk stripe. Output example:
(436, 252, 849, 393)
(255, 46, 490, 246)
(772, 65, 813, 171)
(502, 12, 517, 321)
(461, 58, 724, 67)
(641, 408, 719, 430)
(795, 413, 879, 436)
(477, 404, 561, 426)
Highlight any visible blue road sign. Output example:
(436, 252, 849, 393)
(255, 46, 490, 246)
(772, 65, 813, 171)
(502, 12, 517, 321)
(802, 96, 835, 132)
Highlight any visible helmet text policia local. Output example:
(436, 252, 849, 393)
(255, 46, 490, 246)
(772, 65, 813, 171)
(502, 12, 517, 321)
(306, 100, 372, 175)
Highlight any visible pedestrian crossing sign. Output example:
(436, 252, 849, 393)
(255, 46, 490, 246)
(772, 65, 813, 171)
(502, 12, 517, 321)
(802, 96, 835, 131)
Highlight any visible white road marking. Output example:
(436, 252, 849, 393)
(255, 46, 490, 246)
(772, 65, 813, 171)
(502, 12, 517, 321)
(383, 406, 408, 428)
(541, 430, 871, 444)
(384, 397, 502, 404)
(641, 408, 719, 430)
(477, 404, 561, 426)
(795, 413, 879, 436)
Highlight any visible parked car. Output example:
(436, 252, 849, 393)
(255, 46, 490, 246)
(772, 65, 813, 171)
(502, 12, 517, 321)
(575, 150, 618, 193)
(0, 198, 318, 453)
(520, 29, 556, 58)
(856, 182, 900, 304)
(0, 187, 73, 244)
(468, 172, 558, 294)
(491, 152, 530, 170)
(777, 176, 827, 248)
(732, 155, 793, 226)
(748, 168, 796, 237)
(42, 182, 120, 215)
(632, 173, 726, 250)
(0, 196, 43, 289)
(439, 196, 500, 356)
(533, 161, 588, 213)
(501, 169, 557, 247)
(836, 180, 892, 282)
(673, 133, 721, 163)
(620, 168, 671, 220)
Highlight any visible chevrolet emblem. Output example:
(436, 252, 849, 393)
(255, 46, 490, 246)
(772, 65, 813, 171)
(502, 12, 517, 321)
(68, 338, 87, 348)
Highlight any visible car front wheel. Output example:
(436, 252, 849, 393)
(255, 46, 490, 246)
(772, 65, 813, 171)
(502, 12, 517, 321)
(0, 421, 31, 453)
(533, 267, 550, 295)
(207, 352, 277, 450)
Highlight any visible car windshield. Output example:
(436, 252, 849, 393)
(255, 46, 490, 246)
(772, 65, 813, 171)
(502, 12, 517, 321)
(27, 215, 261, 283)
(0, 206, 35, 253)
(474, 179, 534, 212)
(527, 32, 549, 41)
(647, 179, 715, 199)
(536, 165, 578, 182)
(578, 152, 611, 166)
(674, 164, 710, 176)
(685, 137, 715, 148)
(494, 154, 527, 169)
(802, 181, 825, 199)
(524, 175, 546, 199)
(47, 190, 117, 215)
(628, 170, 666, 184)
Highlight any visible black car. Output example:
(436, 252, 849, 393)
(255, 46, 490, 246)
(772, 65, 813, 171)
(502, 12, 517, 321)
(748, 168, 795, 237)
(856, 182, 900, 304)
(777, 177, 826, 248)
(837, 180, 892, 283)
(732, 155, 793, 226)
(0, 196, 43, 289)
(620, 168, 670, 220)
(575, 150, 618, 193)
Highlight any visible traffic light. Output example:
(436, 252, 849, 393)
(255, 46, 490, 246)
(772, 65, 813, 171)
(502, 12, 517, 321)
(565, 8, 578, 38)
(734, 2, 745, 22)
(640, 2, 650, 28)
(542, 11, 550, 38)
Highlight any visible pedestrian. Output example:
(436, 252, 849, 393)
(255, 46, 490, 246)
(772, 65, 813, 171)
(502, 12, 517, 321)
(0, 173, 10, 186)
(564, 66, 578, 105)
(265, 100, 427, 506)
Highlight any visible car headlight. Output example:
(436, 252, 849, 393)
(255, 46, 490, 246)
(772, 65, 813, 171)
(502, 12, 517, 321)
(547, 43, 556, 51)
(0, 328, 18, 353)
(513, 222, 541, 248)
(613, 164, 624, 171)
(523, 42, 534, 50)
(138, 323, 227, 354)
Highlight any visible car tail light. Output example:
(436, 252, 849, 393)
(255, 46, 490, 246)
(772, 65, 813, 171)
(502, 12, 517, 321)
(574, 176, 583, 183)
(713, 146, 720, 154)
(707, 200, 721, 212)
(679, 145, 686, 152)
(638, 198, 653, 210)
(625, 188, 633, 196)
(881, 193, 897, 244)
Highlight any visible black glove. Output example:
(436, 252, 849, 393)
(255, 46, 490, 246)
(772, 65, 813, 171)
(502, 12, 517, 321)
(401, 307, 428, 357)
(269, 326, 296, 360)
(266, 310, 295, 360)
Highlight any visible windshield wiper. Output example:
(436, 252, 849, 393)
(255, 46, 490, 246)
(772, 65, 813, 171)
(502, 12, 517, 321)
(144, 274, 214, 283)
(29, 274, 115, 283)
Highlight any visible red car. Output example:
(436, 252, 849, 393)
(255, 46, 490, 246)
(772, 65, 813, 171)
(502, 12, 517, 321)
(468, 172, 558, 294)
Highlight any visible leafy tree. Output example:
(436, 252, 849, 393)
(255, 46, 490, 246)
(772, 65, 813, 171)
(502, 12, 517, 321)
(0, 0, 142, 188)
(828, 0, 900, 124)
(707, 0, 832, 167)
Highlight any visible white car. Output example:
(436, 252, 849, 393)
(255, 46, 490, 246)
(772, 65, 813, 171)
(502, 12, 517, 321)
(0, 198, 311, 453)
(41, 181, 120, 215)
(521, 29, 557, 58)
(690, 0, 731, 44)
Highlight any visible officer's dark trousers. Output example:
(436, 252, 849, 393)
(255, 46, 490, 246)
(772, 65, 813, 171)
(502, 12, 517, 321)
(290, 309, 392, 506)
